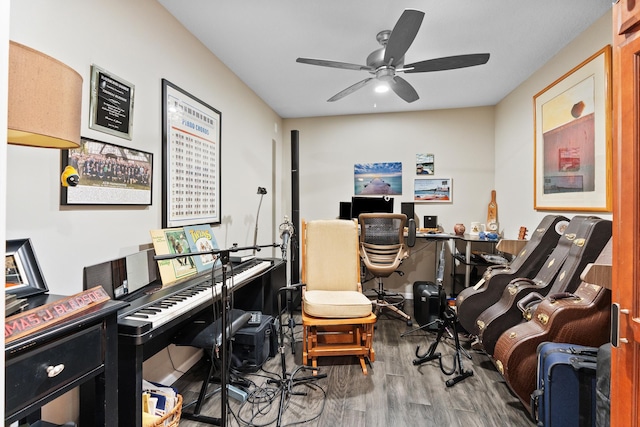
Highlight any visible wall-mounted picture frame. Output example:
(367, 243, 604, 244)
(89, 64, 135, 140)
(60, 137, 153, 205)
(416, 153, 434, 175)
(162, 79, 222, 227)
(354, 162, 402, 195)
(5, 238, 48, 298)
(414, 178, 452, 202)
(534, 45, 612, 212)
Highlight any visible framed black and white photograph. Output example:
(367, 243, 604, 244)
(162, 79, 222, 227)
(60, 137, 153, 205)
(89, 64, 135, 140)
(5, 238, 48, 298)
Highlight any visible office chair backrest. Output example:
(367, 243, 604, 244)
(302, 219, 361, 292)
(359, 213, 408, 277)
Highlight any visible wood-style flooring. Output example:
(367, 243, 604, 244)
(172, 302, 534, 427)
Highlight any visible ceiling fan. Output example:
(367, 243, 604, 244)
(296, 9, 490, 103)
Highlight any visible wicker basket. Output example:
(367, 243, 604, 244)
(148, 394, 182, 427)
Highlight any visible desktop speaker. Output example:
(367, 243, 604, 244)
(423, 215, 438, 229)
(339, 201, 352, 220)
(401, 202, 415, 221)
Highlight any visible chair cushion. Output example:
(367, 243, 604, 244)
(303, 290, 372, 318)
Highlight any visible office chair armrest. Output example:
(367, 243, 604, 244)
(407, 218, 417, 248)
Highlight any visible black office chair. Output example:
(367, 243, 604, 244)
(173, 308, 252, 424)
(359, 213, 416, 326)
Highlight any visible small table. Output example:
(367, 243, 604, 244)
(5, 294, 126, 426)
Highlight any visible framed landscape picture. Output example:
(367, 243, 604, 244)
(534, 45, 612, 211)
(414, 178, 452, 203)
(354, 162, 402, 195)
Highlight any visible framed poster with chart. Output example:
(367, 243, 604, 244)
(162, 79, 222, 227)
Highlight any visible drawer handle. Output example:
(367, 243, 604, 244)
(46, 364, 65, 378)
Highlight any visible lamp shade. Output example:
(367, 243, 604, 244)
(8, 41, 82, 149)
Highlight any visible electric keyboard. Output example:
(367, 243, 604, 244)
(117, 259, 272, 343)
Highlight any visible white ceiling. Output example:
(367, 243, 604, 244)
(157, 1, 611, 119)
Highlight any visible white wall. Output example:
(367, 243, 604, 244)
(283, 107, 496, 295)
(7, 0, 285, 297)
(494, 10, 613, 232)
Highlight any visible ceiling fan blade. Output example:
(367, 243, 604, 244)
(296, 57, 373, 72)
(404, 53, 490, 73)
(384, 9, 425, 66)
(327, 78, 375, 102)
(389, 76, 419, 103)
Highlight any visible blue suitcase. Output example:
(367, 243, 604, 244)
(530, 342, 598, 427)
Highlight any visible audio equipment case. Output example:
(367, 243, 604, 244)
(413, 281, 445, 330)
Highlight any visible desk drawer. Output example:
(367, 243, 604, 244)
(5, 324, 104, 417)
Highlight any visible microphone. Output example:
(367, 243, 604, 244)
(279, 215, 293, 260)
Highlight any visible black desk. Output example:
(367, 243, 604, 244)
(4, 294, 126, 426)
(117, 259, 286, 427)
(451, 234, 501, 290)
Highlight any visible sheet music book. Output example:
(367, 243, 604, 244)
(183, 224, 222, 273)
(149, 228, 198, 285)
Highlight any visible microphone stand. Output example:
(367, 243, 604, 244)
(267, 284, 327, 427)
(154, 241, 278, 426)
(253, 187, 267, 255)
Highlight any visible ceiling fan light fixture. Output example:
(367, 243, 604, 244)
(375, 83, 390, 93)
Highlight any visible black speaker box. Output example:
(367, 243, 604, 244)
(423, 215, 438, 229)
(401, 202, 415, 221)
(232, 314, 276, 372)
(413, 281, 445, 330)
(339, 201, 352, 220)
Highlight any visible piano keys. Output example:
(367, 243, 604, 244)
(118, 258, 273, 343)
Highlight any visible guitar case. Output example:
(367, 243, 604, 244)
(476, 216, 611, 356)
(493, 280, 611, 410)
(456, 215, 568, 335)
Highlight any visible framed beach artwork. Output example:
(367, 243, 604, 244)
(416, 153, 434, 175)
(354, 162, 402, 195)
(414, 178, 452, 203)
(534, 45, 612, 211)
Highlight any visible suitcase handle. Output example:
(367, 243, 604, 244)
(530, 389, 543, 424)
(569, 356, 597, 372)
(565, 346, 599, 358)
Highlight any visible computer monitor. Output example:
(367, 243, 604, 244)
(350, 196, 394, 219)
